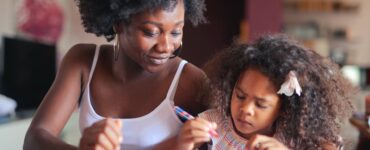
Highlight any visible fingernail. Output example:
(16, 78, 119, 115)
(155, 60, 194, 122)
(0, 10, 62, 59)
(212, 122, 217, 128)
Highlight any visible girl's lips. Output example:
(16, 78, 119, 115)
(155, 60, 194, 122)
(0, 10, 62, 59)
(237, 118, 253, 127)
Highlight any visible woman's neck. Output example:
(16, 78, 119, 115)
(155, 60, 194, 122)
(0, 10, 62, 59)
(112, 51, 172, 83)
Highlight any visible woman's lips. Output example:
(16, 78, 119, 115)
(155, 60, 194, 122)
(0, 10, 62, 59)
(147, 56, 169, 65)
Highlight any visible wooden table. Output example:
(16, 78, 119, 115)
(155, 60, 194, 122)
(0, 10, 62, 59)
(350, 117, 370, 149)
(349, 117, 370, 139)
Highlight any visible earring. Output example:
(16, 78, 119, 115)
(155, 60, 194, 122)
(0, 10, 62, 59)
(113, 34, 120, 61)
(170, 42, 182, 59)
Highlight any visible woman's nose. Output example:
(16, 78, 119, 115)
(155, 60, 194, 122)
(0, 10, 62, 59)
(156, 34, 174, 54)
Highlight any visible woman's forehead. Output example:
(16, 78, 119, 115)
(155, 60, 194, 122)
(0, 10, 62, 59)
(131, 1, 184, 24)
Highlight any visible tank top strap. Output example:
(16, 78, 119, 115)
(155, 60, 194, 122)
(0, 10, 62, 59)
(165, 60, 188, 103)
(86, 45, 100, 85)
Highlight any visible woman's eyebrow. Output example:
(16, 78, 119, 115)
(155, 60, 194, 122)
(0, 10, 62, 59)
(141, 20, 184, 27)
(142, 21, 162, 26)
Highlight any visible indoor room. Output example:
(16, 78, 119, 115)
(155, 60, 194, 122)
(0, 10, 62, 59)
(0, 0, 369, 149)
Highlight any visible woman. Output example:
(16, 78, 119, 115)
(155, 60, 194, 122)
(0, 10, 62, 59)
(24, 0, 208, 149)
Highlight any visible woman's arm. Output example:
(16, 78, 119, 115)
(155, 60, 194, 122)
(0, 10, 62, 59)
(23, 44, 94, 150)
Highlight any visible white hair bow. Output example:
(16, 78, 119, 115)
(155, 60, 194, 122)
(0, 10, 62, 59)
(277, 71, 302, 96)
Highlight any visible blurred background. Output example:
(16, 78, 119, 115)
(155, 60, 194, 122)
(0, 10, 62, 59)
(0, 0, 369, 149)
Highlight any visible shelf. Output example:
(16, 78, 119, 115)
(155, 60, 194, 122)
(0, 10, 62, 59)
(284, 0, 360, 13)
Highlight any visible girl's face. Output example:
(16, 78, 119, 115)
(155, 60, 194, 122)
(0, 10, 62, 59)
(231, 69, 281, 139)
(118, 1, 184, 73)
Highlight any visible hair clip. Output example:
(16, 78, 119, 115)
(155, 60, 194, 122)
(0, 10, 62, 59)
(277, 71, 302, 96)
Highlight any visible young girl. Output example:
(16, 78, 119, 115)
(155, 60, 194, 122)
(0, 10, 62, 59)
(176, 35, 354, 150)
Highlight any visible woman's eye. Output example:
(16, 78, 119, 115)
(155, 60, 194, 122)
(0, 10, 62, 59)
(143, 30, 159, 37)
(171, 31, 182, 37)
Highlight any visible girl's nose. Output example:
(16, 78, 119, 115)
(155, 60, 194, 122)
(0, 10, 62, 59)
(240, 102, 255, 116)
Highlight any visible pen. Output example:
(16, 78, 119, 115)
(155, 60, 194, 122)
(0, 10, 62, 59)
(174, 106, 219, 138)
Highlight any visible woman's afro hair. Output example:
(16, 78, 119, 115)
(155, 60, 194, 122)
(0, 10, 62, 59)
(75, 0, 206, 41)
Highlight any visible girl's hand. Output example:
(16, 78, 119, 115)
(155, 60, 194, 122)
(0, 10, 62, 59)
(176, 118, 217, 150)
(79, 118, 122, 150)
(246, 134, 289, 150)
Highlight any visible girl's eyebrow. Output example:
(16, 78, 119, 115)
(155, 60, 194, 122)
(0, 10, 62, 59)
(255, 97, 268, 102)
(235, 86, 246, 94)
(236, 85, 270, 102)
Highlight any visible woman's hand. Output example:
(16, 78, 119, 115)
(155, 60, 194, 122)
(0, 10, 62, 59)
(79, 118, 122, 150)
(246, 134, 289, 150)
(176, 118, 217, 150)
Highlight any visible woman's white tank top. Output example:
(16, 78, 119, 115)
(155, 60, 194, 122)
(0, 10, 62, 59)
(79, 46, 186, 149)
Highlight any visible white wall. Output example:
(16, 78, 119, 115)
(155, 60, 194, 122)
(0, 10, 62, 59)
(0, 0, 16, 37)
(0, 0, 109, 65)
(284, 0, 370, 67)
(57, 0, 109, 60)
(2, 0, 370, 67)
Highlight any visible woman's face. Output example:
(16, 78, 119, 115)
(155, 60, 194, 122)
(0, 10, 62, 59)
(118, 1, 184, 73)
(230, 69, 281, 139)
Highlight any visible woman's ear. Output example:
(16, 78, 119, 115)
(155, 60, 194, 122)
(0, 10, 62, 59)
(113, 23, 124, 34)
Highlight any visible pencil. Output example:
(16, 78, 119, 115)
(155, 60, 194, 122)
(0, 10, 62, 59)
(174, 106, 219, 138)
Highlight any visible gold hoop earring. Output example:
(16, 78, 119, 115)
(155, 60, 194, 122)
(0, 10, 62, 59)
(170, 42, 182, 59)
(113, 34, 120, 61)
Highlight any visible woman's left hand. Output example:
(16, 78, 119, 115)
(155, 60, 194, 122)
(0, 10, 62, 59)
(246, 134, 289, 150)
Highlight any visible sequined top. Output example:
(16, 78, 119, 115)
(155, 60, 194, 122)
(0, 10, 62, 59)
(198, 109, 248, 150)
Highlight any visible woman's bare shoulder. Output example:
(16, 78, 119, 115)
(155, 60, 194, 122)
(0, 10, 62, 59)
(182, 61, 206, 82)
(59, 44, 99, 74)
(176, 59, 209, 114)
(63, 44, 96, 65)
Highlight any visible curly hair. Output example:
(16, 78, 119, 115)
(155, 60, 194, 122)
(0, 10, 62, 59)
(75, 0, 206, 41)
(203, 34, 354, 149)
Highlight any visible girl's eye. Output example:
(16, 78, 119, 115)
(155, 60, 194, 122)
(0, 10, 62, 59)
(236, 94, 245, 100)
(256, 102, 268, 109)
